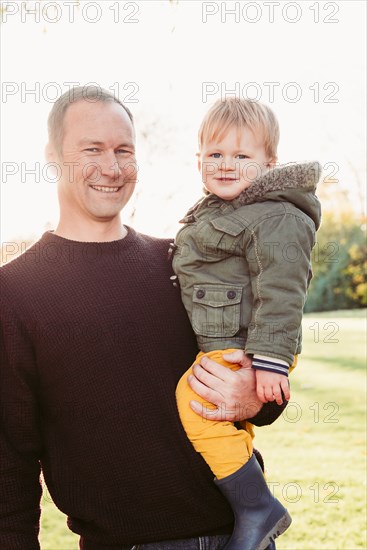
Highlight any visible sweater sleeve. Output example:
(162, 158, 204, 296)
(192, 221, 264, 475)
(244, 210, 315, 365)
(0, 303, 42, 549)
(246, 395, 288, 426)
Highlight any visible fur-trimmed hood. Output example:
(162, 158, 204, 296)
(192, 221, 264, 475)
(231, 161, 322, 229)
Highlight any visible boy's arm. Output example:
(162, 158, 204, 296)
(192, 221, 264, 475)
(187, 209, 315, 425)
(0, 304, 42, 549)
(244, 210, 315, 366)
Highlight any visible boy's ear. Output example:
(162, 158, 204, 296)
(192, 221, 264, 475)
(266, 156, 277, 168)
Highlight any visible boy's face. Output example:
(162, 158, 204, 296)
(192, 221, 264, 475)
(198, 126, 275, 201)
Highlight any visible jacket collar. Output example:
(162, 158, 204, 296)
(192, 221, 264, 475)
(181, 162, 322, 229)
(231, 161, 322, 207)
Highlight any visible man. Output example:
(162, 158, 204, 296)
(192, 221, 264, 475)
(0, 87, 283, 549)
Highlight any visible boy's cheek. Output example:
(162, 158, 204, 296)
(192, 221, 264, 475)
(244, 166, 257, 183)
(202, 162, 217, 181)
(243, 163, 262, 183)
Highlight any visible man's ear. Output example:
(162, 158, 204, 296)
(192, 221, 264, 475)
(45, 143, 61, 180)
(196, 152, 201, 173)
(45, 143, 55, 164)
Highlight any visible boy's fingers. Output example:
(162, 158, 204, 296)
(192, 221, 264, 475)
(281, 378, 291, 400)
(264, 386, 274, 402)
(257, 386, 267, 404)
(273, 385, 283, 405)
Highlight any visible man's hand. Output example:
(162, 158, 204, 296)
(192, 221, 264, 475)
(255, 370, 290, 405)
(187, 350, 262, 421)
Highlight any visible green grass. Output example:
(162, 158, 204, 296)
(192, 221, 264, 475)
(254, 310, 367, 550)
(40, 496, 79, 549)
(39, 310, 367, 550)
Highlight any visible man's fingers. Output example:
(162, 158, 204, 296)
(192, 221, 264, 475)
(189, 400, 218, 418)
(189, 400, 237, 421)
(187, 374, 221, 405)
(199, 356, 235, 382)
(222, 350, 252, 369)
(192, 364, 225, 393)
(221, 350, 245, 365)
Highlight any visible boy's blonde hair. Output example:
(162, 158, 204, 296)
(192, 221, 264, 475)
(198, 98, 279, 159)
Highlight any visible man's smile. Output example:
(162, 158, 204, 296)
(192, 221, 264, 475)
(90, 185, 121, 193)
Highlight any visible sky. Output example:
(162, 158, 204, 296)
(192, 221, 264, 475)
(1, 0, 366, 244)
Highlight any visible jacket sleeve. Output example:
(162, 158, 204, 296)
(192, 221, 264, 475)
(244, 208, 315, 365)
(0, 303, 42, 549)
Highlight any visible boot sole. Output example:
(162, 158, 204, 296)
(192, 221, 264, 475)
(257, 510, 292, 550)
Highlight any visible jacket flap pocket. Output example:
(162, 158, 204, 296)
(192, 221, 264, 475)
(193, 285, 243, 307)
(210, 215, 248, 236)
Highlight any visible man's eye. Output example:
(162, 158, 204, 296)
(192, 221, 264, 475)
(84, 148, 100, 153)
(116, 149, 130, 154)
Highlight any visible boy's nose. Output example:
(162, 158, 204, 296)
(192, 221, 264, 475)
(221, 158, 236, 171)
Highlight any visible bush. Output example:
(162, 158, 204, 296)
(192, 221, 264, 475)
(305, 212, 366, 312)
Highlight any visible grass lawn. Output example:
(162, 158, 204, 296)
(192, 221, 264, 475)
(39, 310, 366, 549)
(253, 309, 366, 549)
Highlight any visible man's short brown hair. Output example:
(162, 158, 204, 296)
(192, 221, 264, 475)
(47, 85, 134, 155)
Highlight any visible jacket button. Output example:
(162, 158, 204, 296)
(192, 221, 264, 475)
(227, 290, 237, 299)
(196, 289, 206, 299)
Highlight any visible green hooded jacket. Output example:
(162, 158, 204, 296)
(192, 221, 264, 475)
(172, 161, 322, 365)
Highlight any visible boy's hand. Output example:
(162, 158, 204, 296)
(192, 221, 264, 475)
(255, 370, 290, 405)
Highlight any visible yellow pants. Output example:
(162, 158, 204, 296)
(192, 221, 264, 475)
(176, 349, 253, 480)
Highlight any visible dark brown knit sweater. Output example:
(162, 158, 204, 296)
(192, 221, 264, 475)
(0, 228, 280, 549)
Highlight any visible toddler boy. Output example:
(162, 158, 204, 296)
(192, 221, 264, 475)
(172, 98, 321, 550)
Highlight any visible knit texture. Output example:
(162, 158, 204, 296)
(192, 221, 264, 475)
(1, 229, 236, 548)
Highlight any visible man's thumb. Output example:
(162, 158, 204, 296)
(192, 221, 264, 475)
(222, 350, 245, 364)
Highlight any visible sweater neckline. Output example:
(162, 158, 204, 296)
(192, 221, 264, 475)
(42, 226, 137, 250)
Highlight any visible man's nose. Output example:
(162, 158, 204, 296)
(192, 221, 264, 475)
(100, 152, 122, 179)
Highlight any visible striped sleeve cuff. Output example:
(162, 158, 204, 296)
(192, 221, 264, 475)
(252, 355, 290, 377)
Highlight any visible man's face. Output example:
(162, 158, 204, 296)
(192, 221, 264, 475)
(198, 126, 274, 201)
(52, 100, 137, 225)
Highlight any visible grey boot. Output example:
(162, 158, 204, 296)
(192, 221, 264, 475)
(215, 455, 291, 550)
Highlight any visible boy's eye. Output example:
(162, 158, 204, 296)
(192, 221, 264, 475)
(237, 154, 249, 159)
(210, 153, 222, 158)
